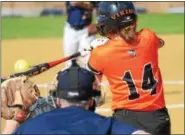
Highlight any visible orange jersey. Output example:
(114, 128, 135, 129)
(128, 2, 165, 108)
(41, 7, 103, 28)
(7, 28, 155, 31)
(88, 29, 166, 111)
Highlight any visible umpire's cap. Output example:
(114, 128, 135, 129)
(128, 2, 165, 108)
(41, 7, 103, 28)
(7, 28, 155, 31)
(52, 60, 96, 102)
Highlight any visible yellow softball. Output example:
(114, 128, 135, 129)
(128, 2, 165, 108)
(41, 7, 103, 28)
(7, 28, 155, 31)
(14, 59, 31, 73)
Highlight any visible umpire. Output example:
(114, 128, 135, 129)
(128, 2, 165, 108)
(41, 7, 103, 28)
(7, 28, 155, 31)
(11, 61, 149, 134)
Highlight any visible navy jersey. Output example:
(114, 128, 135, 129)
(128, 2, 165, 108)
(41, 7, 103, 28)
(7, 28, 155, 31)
(66, 2, 96, 27)
(13, 107, 139, 134)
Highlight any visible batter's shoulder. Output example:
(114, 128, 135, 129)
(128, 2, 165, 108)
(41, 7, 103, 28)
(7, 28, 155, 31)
(90, 38, 108, 58)
(90, 38, 112, 61)
(140, 28, 156, 36)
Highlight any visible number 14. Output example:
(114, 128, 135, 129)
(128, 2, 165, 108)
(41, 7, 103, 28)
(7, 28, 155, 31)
(122, 63, 158, 100)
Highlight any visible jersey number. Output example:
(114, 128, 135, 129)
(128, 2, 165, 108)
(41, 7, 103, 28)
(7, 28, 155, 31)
(122, 63, 158, 100)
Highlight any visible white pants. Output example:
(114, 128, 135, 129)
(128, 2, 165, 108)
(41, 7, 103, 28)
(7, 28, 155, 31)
(63, 23, 96, 67)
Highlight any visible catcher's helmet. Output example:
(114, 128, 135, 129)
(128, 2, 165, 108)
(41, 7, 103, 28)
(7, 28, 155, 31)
(96, 2, 137, 36)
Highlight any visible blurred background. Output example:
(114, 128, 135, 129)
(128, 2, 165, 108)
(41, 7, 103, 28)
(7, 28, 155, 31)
(1, 2, 184, 17)
(1, 1, 184, 134)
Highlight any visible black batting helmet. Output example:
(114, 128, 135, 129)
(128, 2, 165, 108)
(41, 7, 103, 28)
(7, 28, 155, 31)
(96, 2, 137, 36)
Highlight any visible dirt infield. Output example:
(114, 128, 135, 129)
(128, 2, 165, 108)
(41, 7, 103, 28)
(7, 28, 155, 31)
(1, 35, 184, 134)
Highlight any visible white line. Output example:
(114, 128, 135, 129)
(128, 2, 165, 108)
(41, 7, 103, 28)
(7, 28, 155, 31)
(167, 103, 184, 109)
(164, 80, 184, 85)
(37, 80, 184, 88)
(96, 103, 184, 113)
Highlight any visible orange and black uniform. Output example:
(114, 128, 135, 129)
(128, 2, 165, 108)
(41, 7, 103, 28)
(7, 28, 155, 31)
(88, 29, 171, 135)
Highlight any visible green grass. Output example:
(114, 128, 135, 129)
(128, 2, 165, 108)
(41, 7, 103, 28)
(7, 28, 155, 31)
(2, 13, 184, 39)
(138, 13, 184, 34)
(2, 16, 66, 39)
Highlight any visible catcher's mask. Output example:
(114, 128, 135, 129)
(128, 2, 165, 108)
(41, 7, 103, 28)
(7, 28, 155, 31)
(50, 60, 100, 102)
(96, 2, 137, 36)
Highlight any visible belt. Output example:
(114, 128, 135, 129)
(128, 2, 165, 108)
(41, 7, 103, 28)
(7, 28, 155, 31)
(70, 25, 85, 30)
(114, 107, 168, 118)
(114, 107, 167, 113)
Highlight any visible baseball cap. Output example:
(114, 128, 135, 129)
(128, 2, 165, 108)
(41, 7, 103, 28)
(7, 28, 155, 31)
(54, 60, 96, 101)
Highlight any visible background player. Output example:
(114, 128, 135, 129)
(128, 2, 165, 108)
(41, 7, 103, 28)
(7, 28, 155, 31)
(87, 2, 171, 135)
(63, 2, 98, 67)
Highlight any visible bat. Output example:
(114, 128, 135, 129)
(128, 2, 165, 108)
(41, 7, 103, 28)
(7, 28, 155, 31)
(1, 52, 81, 83)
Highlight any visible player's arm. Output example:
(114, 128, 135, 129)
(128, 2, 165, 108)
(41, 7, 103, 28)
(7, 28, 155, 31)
(87, 48, 103, 86)
(152, 31, 165, 48)
(87, 38, 109, 78)
(11, 122, 26, 135)
(3, 120, 20, 134)
(87, 38, 110, 75)
(87, 48, 106, 106)
(87, 48, 103, 75)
